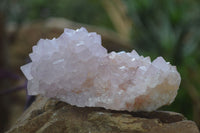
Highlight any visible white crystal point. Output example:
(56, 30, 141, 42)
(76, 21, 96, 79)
(20, 27, 181, 112)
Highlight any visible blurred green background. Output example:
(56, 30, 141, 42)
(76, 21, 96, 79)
(0, 0, 200, 132)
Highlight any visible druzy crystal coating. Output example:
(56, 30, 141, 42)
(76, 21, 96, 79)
(21, 27, 181, 111)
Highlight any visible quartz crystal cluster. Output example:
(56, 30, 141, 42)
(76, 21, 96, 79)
(21, 27, 181, 111)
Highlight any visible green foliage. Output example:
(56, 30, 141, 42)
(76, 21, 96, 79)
(5, 0, 114, 29)
(126, 0, 200, 59)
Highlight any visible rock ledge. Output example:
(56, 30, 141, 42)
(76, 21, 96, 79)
(6, 96, 199, 133)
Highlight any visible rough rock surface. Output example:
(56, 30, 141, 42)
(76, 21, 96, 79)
(7, 96, 199, 133)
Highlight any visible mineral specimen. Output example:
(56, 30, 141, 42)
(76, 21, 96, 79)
(21, 27, 181, 111)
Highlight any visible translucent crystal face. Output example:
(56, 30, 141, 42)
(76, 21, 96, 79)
(21, 27, 181, 111)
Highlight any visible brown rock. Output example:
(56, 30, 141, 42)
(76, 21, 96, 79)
(6, 96, 200, 133)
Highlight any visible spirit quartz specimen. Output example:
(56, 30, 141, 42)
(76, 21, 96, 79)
(21, 27, 181, 111)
